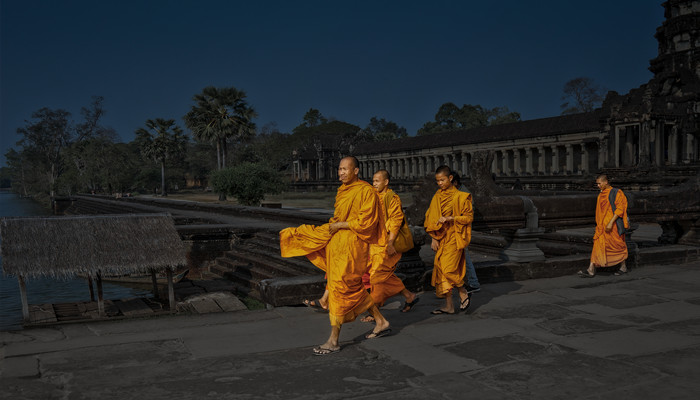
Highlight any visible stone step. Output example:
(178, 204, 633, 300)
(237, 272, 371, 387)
(225, 246, 317, 276)
(237, 244, 317, 274)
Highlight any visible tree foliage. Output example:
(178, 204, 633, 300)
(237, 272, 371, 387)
(135, 118, 188, 196)
(418, 103, 520, 135)
(15, 108, 73, 197)
(355, 116, 408, 142)
(184, 86, 257, 170)
(209, 161, 285, 206)
(560, 77, 605, 115)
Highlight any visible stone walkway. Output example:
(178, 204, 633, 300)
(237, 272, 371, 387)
(2, 260, 699, 399)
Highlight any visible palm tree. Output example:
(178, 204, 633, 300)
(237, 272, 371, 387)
(183, 86, 257, 171)
(135, 118, 187, 196)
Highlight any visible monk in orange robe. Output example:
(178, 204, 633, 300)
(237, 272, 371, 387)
(424, 165, 473, 314)
(579, 174, 629, 277)
(279, 156, 391, 355)
(362, 169, 419, 320)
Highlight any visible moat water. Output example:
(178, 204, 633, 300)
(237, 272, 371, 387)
(0, 190, 150, 331)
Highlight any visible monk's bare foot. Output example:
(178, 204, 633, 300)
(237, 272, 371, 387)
(401, 293, 420, 313)
(318, 297, 328, 309)
(366, 320, 391, 339)
(360, 314, 375, 323)
(313, 344, 340, 355)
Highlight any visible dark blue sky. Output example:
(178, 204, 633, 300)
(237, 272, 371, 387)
(1, 1, 664, 165)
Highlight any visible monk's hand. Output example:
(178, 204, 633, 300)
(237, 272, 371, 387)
(329, 222, 340, 234)
(386, 242, 397, 256)
(431, 238, 439, 251)
(605, 222, 613, 233)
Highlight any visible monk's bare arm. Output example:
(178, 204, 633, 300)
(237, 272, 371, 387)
(329, 221, 349, 234)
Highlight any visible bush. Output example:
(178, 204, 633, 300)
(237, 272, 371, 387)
(210, 162, 285, 206)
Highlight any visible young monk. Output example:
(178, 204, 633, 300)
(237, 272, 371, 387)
(579, 174, 630, 277)
(361, 169, 419, 322)
(424, 165, 474, 314)
(280, 156, 391, 355)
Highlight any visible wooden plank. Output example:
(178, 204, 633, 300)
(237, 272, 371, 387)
(96, 273, 105, 317)
(18, 275, 29, 322)
(166, 268, 175, 312)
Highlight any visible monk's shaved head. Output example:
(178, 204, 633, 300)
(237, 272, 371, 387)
(375, 169, 390, 181)
(341, 156, 359, 169)
(597, 173, 609, 182)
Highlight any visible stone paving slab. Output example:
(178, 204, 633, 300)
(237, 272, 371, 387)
(2, 260, 700, 399)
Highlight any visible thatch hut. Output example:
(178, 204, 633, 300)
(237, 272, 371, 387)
(0, 213, 187, 322)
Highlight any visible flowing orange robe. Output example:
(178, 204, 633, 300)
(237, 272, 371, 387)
(368, 189, 406, 305)
(424, 186, 473, 297)
(279, 180, 385, 327)
(590, 187, 629, 267)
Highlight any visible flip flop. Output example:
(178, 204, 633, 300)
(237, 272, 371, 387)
(401, 296, 420, 313)
(577, 270, 595, 278)
(303, 299, 328, 311)
(365, 328, 392, 339)
(430, 309, 455, 315)
(614, 269, 629, 276)
(313, 346, 340, 356)
(459, 292, 472, 311)
(360, 315, 375, 323)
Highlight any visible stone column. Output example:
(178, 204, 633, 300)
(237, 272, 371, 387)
(565, 144, 574, 174)
(537, 146, 545, 175)
(462, 153, 470, 177)
(615, 127, 621, 167)
(513, 149, 522, 175)
(580, 144, 589, 174)
(525, 148, 534, 175)
(598, 139, 606, 169)
(551, 145, 559, 174)
(501, 150, 510, 175)
(685, 133, 694, 163)
(491, 152, 498, 174)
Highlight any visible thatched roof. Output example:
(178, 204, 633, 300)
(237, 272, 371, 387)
(0, 213, 187, 280)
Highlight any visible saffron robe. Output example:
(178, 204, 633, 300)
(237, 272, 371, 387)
(368, 189, 407, 305)
(279, 180, 385, 327)
(424, 186, 473, 297)
(590, 187, 629, 267)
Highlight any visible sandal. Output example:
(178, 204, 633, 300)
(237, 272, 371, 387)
(577, 270, 595, 278)
(614, 269, 628, 276)
(459, 292, 472, 311)
(303, 299, 328, 311)
(401, 296, 420, 313)
(313, 346, 340, 356)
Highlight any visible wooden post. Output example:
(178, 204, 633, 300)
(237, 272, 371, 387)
(150, 269, 159, 299)
(96, 272, 104, 317)
(166, 268, 175, 313)
(18, 275, 30, 323)
(87, 275, 95, 301)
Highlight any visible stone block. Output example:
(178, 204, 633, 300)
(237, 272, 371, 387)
(258, 275, 327, 307)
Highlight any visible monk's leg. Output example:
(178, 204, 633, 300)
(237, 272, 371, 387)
(588, 262, 596, 275)
(366, 305, 390, 337)
(319, 289, 329, 309)
(315, 325, 341, 354)
(618, 261, 627, 273)
(444, 293, 455, 313)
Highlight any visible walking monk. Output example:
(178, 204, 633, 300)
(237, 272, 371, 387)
(424, 165, 474, 314)
(279, 156, 391, 355)
(365, 170, 419, 317)
(579, 174, 630, 278)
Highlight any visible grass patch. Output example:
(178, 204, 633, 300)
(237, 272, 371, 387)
(240, 296, 266, 310)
